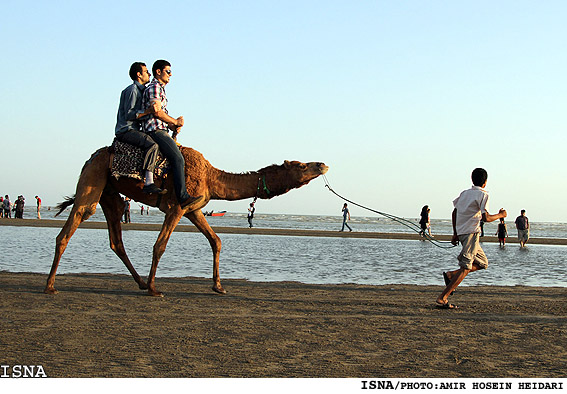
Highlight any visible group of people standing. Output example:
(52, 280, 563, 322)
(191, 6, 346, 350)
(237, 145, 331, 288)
(121, 198, 152, 224)
(340, 200, 530, 249)
(0, 195, 42, 219)
(8, 62, 202, 224)
(419, 204, 530, 248)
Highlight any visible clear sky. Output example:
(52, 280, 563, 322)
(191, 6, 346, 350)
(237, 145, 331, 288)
(1, 1, 565, 222)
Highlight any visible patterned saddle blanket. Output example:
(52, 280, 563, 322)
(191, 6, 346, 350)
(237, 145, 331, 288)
(110, 140, 170, 180)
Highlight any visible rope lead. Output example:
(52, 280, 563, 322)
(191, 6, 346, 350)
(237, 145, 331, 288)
(322, 174, 456, 249)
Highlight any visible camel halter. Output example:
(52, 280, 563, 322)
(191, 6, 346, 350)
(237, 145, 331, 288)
(252, 175, 270, 203)
(321, 174, 456, 249)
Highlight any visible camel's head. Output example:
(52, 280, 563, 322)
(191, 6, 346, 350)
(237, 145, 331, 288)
(283, 160, 329, 185)
(256, 160, 328, 198)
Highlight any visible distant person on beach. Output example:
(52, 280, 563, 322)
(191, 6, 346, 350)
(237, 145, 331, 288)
(515, 210, 530, 248)
(35, 195, 41, 219)
(3, 195, 10, 218)
(14, 195, 25, 219)
(340, 203, 352, 232)
(142, 59, 203, 208)
(115, 62, 165, 195)
(436, 168, 507, 309)
(495, 218, 508, 247)
(247, 202, 255, 228)
(0, 197, 3, 218)
(123, 197, 131, 224)
(140, 205, 144, 215)
(419, 205, 431, 237)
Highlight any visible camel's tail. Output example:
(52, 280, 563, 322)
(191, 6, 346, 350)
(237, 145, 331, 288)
(54, 195, 76, 217)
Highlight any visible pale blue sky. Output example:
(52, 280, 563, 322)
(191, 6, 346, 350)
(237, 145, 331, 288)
(1, 1, 565, 222)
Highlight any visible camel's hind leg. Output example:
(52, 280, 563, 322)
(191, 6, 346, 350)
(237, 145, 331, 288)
(44, 195, 102, 294)
(185, 210, 226, 294)
(44, 151, 108, 294)
(99, 189, 147, 290)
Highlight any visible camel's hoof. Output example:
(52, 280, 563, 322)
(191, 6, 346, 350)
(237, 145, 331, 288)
(138, 281, 148, 290)
(44, 287, 59, 295)
(212, 285, 227, 294)
(147, 290, 164, 297)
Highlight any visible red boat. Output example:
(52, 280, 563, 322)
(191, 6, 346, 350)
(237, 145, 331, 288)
(204, 210, 227, 217)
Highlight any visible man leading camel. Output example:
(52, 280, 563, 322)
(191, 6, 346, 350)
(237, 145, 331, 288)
(142, 59, 203, 208)
(115, 62, 166, 195)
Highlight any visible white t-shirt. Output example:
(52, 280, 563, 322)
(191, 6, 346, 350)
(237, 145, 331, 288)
(453, 186, 489, 235)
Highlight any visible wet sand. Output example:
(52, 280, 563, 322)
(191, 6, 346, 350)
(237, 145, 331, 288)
(1, 218, 566, 245)
(1, 272, 566, 378)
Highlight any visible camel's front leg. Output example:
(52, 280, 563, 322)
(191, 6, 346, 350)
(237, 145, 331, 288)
(185, 210, 226, 294)
(147, 208, 184, 297)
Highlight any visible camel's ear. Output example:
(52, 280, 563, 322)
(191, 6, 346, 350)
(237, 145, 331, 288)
(283, 160, 305, 170)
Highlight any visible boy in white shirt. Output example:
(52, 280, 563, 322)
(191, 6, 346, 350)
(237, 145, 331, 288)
(436, 168, 507, 309)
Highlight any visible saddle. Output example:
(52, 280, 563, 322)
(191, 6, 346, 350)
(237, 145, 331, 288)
(110, 139, 170, 180)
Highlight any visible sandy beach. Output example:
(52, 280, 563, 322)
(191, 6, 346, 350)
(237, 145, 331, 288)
(1, 218, 566, 378)
(1, 271, 566, 378)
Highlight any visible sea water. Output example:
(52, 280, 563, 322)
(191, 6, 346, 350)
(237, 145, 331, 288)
(39, 207, 567, 238)
(1, 211, 566, 287)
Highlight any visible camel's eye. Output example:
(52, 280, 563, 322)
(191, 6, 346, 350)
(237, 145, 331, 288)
(299, 163, 307, 170)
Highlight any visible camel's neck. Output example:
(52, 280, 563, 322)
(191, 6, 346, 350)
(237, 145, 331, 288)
(208, 167, 300, 201)
(209, 170, 268, 201)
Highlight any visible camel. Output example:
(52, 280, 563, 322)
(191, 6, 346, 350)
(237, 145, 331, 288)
(44, 144, 328, 296)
